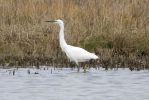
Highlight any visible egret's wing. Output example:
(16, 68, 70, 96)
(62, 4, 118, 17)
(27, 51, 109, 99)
(66, 45, 98, 62)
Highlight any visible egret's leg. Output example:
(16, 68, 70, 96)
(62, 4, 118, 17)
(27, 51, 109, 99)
(83, 64, 87, 73)
(77, 65, 80, 72)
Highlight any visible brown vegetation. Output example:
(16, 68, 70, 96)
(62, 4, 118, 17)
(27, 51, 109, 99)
(0, 0, 149, 70)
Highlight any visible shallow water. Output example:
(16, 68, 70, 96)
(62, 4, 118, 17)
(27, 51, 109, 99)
(0, 67, 149, 100)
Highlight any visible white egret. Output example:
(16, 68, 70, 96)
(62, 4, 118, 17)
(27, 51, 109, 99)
(45, 19, 99, 71)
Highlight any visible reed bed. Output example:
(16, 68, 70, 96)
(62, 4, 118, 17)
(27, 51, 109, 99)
(0, 0, 149, 70)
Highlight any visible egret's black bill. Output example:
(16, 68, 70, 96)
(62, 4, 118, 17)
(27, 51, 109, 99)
(45, 20, 56, 22)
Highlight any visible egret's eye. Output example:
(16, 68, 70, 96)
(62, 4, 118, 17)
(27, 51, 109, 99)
(45, 20, 56, 22)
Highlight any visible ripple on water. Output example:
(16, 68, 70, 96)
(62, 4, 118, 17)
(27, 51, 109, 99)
(0, 68, 149, 100)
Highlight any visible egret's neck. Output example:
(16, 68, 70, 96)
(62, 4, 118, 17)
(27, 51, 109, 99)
(59, 23, 67, 50)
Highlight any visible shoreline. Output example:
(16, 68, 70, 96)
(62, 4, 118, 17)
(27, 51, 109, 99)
(0, 52, 148, 71)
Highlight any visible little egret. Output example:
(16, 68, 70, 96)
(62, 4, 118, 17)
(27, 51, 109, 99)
(45, 19, 99, 71)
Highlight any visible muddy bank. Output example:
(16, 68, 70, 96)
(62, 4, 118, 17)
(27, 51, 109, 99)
(0, 50, 149, 71)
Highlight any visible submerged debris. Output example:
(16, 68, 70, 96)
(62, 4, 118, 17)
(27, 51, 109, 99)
(27, 69, 30, 74)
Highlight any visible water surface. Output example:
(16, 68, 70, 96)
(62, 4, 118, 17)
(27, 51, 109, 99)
(0, 68, 149, 100)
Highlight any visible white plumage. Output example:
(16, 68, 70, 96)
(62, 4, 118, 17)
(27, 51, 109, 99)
(46, 19, 98, 65)
(64, 45, 98, 65)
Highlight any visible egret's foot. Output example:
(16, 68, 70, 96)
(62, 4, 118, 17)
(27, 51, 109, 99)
(83, 69, 87, 73)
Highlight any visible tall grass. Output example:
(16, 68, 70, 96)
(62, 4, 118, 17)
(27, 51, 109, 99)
(0, 0, 149, 69)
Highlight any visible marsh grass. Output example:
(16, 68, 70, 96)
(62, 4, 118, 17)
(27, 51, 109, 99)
(0, 0, 149, 70)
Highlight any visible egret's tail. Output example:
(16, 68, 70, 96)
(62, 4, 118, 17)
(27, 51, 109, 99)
(91, 53, 99, 59)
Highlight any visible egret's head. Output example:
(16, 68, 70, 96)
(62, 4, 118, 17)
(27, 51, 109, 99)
(45, 19, 63, 25)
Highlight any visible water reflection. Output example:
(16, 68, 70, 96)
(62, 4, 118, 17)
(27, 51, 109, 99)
(0, 68, 149, 100)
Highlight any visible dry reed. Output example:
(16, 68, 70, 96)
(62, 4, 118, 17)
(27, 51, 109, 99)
(0, 0, 149, 70)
